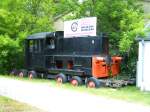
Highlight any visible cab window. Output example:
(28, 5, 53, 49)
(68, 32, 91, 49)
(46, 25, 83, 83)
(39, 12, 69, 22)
(29, 40, 43, 53)
(47, 38, 55, 49)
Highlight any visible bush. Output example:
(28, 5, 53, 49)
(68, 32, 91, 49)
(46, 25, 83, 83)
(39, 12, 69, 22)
(0, 35, 23, 74)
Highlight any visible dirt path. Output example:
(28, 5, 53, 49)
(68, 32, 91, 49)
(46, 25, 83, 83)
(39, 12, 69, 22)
(0, 77, 150, 112)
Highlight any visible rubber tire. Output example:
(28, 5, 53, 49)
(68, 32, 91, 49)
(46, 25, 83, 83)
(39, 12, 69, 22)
(86, 77, 100, 88)
(10, 69, 18, 76)
(55, 73, 67, 84)
(28, 70, 37, 79)
(70, 76, 83, 86)
(18, 69, 28, 77)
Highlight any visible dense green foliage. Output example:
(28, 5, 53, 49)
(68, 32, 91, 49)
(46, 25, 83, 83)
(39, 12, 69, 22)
(64, 0, 144, 76)
(0, 0, 145, 75)
(0, 35, 21, 73)
(0, 0, 58, 73)
(66, 0, 144, 52)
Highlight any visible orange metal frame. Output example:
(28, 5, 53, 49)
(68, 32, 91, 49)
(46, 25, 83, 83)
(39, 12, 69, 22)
(92, 56, 122, 78)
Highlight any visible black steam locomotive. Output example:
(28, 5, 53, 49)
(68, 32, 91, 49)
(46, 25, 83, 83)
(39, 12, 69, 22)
(16, 31, 122, 88)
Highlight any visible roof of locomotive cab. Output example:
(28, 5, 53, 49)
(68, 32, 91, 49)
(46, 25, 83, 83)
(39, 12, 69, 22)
(27, 31, 108, 40)
(27, 31, 64, 40)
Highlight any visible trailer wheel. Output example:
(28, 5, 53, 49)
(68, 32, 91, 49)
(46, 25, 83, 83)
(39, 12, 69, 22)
(55, 73, 67, 84)
(10, 69, 18, 76)
(18, 70, 28, 77)
(18, 71, 24, 77)
(86, 77, 100, 88)
(70, 76, 82, 86)
(28, 71, 37, 79)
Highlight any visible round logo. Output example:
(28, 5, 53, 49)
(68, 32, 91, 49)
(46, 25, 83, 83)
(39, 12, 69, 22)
(71, 22, 78, 32)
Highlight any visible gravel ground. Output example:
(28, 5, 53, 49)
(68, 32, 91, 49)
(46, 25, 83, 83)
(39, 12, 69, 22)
(0, 77, 150, 112)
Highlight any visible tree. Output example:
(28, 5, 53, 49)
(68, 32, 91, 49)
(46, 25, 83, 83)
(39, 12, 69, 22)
(0, 0, 80, 73)
(63, 0, 144, 76)
(66, 0, 144, 53)
(0, 35, 22, 73)
(0, 0, 57, 73)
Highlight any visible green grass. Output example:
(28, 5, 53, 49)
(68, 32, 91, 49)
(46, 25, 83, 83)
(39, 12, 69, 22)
(1, 75, 150, 106)
(0, 95, 45, 112)
(59, 83, 150, 106)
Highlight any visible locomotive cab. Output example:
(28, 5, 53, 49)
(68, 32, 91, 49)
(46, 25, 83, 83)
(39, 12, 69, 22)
(25, 31, 63, 71)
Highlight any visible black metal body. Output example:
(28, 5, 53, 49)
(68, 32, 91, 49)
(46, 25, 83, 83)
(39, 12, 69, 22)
(25, 31, 109, 78)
